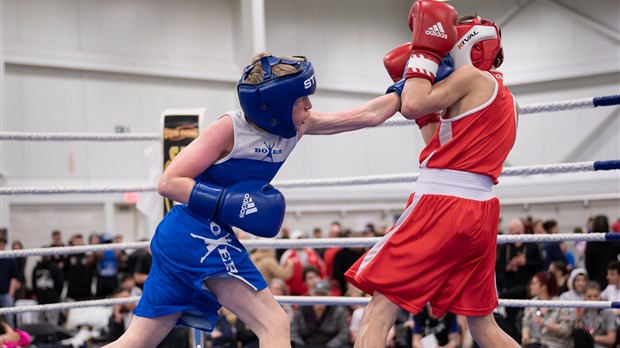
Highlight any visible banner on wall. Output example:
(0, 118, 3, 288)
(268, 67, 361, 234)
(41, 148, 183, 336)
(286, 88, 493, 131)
(161, 108, 205, 215)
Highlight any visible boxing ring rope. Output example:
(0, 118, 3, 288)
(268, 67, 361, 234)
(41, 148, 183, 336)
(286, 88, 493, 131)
(1, 160, 619, 194)
(1, 295, 620, 316)
(1, 94, 618, 142)
(2, 233, 619, 315)
(1, 233, 620, 260)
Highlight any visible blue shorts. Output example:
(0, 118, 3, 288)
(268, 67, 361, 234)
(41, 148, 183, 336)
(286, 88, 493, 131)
(134, 205, 267, 332)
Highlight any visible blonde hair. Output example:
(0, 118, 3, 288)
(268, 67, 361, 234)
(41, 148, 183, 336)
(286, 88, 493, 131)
(244, 52, 304, 85)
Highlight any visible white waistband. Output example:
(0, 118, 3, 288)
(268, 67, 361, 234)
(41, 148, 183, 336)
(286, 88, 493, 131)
(415, 168, 495, 201)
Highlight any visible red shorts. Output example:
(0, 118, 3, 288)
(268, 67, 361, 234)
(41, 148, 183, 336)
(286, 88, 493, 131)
(345, 191, 500, 317)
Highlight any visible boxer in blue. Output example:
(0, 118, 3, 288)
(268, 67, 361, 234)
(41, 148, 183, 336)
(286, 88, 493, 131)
(103, 53, 401, 348)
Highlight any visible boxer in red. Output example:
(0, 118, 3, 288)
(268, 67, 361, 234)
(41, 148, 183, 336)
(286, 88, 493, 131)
(346, 1, 520, 347)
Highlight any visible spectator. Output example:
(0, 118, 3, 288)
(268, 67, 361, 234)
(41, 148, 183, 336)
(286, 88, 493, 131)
(496, 218, 544, 332)
(549, 260, 570, 294)
(249, 248, 294, 286)
(114, 234, 129, 276)
(0, 317, 31, 348)
(521, 272, 574, 348)
(269, 278, 294, 320)
(50, 230, 64, 247)
(412, 304, 459, 348)
(601, 260, 620, 302)
(49, 230, 65, 270)
(9, 241, 26, 301)
(279, 231, 326, 296)
(119, 273, 142, 297)
(64, 233, 94, 301)
(347, 287, 368, 345)
(559, 268, 589, 301)
(332, 230, 369, 296)
(125, 241, 151, 290)
(323, 222, 343, 291)
(203, 309, 236, 348)
(275, 227, 291, 262)
(542, 220, 567, 271)
(32, 254, 64, 324)
(290, 280, 350, 347)
(302, 266, 323, 296)
(387, 308, 414, 348)
(586, 215, 620, 289)
(0, 236, 19, 327)
(574, 281, 616, 348)
(92, 234, 121, 299)
(107, 287, 135, 342)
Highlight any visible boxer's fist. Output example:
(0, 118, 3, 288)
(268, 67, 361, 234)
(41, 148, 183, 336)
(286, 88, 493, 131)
(189, 180, 285, 238)
(405, 1, 457, 82)
(384, 43, 411, 83)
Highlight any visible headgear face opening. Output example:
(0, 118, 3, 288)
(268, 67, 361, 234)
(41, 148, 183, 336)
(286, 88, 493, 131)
(237, 56, 316, 138)
(449, 17, 503, 71)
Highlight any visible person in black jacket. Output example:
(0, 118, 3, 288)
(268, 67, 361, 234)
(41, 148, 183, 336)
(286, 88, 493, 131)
(585, 214, 620, 288)
(496, 218, 544, 333)
(32, 253, 64, 324)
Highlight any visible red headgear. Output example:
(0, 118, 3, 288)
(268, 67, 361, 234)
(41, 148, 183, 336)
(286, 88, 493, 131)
(450, 17, 503, 71)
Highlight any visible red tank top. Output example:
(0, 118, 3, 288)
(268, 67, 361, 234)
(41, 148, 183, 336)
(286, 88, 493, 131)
(419, 72, 517, 184)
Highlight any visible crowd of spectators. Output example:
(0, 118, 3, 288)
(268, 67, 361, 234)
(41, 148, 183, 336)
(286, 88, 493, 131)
(0, 214, 620, 347)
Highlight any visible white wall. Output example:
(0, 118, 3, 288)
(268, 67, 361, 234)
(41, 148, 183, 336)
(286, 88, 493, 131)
(1, 0, 619, 242)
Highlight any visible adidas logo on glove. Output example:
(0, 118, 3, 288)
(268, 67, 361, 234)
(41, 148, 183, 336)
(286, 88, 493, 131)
(425, 21, 448, 39)
(239, 193, 258, 218)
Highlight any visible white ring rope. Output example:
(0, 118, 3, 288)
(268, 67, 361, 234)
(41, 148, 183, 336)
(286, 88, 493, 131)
(0, 132, 160, 142)
(2, 160, 617, 195)
(0, 296, 617, 315)
(1, 95, 618, 141)
(0, 233, 615, 259)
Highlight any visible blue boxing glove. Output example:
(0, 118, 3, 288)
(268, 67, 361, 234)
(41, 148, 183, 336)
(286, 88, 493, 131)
(385, 55, 454, 96)
(188, 180, 285, 238)
(435, 55, 454, 83)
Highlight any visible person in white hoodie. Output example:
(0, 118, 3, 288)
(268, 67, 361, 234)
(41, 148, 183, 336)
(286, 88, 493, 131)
(559, 268, 589, 301)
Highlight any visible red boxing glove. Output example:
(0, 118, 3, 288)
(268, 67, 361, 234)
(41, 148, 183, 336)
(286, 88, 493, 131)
(406, 1, 457, 82)
(414, 112, 440, 129)
(384, 42, 411, 83)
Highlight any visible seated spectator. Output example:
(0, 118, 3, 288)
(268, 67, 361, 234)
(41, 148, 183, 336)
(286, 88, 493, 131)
(250, 248, 294, 285)
(279, 230, 326, 296)
(412, 304, 458, 348)
(521, 272, 574, 348)
(0, 317, 31, 348)
(269, 278, 295, 320)
(0, 236, 19, 328)
(107, 287, 135, 342)
(601, 260, 620, 302)
(386, 308, 414, 348)
(203, 309, 236, 348)
(291, 280, 350, 347)
(347, 286, 368, 345)
(549, 260, 570, 294)
(559, 268, 589, 301)
(574, 281, 616, 348)
(125, 241, 152, 290)
(559, 268, 589, 321)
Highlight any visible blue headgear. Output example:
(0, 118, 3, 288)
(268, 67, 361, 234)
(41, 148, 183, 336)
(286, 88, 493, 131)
(237, 56, 316, 138)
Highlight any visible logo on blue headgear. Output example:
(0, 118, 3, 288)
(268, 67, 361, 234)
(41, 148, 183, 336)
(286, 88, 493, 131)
(237, 56, 316, 138)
